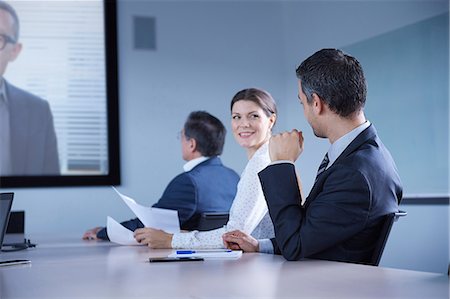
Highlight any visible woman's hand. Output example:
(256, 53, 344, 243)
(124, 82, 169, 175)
(134, 227, 173, 249)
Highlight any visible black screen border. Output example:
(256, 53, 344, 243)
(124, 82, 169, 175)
(0, 0, 121, 188)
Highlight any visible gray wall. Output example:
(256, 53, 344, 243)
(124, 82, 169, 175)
(4, 0, 449, 274)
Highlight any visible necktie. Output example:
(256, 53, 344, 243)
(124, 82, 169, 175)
(315, 153, 329, 182)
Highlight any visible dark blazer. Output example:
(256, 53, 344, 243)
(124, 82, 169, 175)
(258, 124, 402, 263)
(97, 157, 240, 239)
(6, 80, 59, 175)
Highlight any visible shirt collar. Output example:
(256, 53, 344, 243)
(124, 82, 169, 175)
(327, 120, 371, 168)
(183, 156, 209, 172)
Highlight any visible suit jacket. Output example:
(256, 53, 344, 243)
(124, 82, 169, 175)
(97, 157, 240, 239)
(6, 80, 60, 175)
(258, 124, 402, 263)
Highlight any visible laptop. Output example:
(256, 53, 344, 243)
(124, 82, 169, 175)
(0, 193, 14, 249)
(4, 211, 25, 244)
(0, 192, 30, 266)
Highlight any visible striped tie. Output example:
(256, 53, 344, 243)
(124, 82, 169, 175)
(315, 153, 329, 182)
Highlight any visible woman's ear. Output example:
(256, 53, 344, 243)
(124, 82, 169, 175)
(268, 114, 276, 130)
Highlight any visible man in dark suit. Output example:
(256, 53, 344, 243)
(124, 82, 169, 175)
(0, 1, 59, 175)
(223, 49, 403, 264)
(83, 111, 240, 240)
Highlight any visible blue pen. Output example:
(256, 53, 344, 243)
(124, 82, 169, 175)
(176, 250, 232, 254)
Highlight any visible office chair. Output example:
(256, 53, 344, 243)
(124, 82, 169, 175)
(369, 210, 407, 266)
(197, 212, 229, 231)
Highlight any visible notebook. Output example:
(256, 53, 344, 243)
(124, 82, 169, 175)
(0, 193, 14, 249)
(168, 249, 242, 260)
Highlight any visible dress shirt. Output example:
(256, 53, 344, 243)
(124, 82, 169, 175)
(171, 142, 275, 249)
(183, 156, 209, 172)
(259, 120, 372, 254)
(0, 77, 11, 174)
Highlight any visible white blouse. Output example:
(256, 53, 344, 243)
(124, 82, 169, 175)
(171, 142, 275, 249)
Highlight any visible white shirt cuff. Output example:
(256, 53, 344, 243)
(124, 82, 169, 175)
(269, 160, 294, 166)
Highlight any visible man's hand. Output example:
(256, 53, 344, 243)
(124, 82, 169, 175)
(269, 130, 304, 162)
(222, 230, 259, 252)
(82, 227, 102, 240)
(134, 227, 173, 249)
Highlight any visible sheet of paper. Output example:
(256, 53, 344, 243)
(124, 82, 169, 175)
(106, 216, 140, 246)
(112, 187, 180, 233)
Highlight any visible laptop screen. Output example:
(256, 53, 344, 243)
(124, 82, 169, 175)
(0, 193, 14, 249)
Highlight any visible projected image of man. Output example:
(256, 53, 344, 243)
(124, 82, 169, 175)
(0, 1, 59, 176)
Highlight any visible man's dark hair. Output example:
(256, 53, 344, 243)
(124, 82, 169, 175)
(184, 111, 226, 157)
(0, 1, 20, 41)
(296, 48, 367, 118)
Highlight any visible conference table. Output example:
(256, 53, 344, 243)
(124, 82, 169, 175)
(0, 236, 448, 298)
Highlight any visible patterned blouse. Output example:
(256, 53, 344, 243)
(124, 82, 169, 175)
(171, 142, 275, 249)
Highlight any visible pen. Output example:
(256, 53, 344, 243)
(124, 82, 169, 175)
(176, 250, 233, 254)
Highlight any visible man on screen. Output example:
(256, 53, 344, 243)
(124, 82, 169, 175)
(0, 1, 59, 176)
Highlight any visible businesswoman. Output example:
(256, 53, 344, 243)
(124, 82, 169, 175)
(134, 87, 277, 249)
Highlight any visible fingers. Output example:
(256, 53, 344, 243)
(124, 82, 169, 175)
(224, 242, 241, 250)
(222, 235, 243, 250)
(222, 230, 246, 247)
(222, 234, 241, 244)
(133, 228, 152, 244)
(133, 228, 173, 248)
(82, 233, 92, 240)
(133, 227, 153, 237)
(82, 229, 99, 240)
(269, 129, 304, 162)
(223, 230, 244, 237)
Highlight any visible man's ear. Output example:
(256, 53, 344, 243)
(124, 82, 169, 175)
(311, 93, 325, 115)
(189, 138, 197, 153)
(8, 42, 22, 62)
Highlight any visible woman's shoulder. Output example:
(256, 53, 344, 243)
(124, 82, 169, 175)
(246, 143, 271, 172)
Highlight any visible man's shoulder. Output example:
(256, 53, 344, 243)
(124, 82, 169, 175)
(189, 157, 239, 179)
(5, 81, 48, 107)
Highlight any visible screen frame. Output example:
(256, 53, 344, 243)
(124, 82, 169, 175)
(0, 0, 121, 188)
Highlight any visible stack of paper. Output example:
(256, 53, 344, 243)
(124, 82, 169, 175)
(168, 249, 242, 260)
(106, 187, 180, 245)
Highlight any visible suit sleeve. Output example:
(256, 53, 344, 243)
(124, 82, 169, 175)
(96, 218, 144, 240)
(259, 163, 371, 261)
(152, 173, 197, 227)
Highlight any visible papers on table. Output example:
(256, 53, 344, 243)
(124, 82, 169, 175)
(106, 187, 180, 245)
(168, 249, 243, 260)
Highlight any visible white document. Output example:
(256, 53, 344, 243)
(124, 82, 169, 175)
(112, 187, 180, 233)
(106, 187, 181, 245)
(168, 250, 243, 260)
(106, 216, 139, 245)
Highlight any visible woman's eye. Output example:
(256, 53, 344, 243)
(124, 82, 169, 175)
(251, 114, 260, 119)
(232, 115, 240, 120)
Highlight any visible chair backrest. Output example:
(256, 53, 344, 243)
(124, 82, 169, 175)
(197, 212, 229, 231)
(369, 210, 407, 266)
